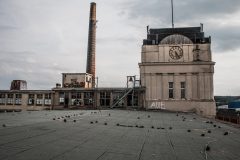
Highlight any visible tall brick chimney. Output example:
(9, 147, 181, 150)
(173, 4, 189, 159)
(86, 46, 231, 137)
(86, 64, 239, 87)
(86, 2, 96, 87)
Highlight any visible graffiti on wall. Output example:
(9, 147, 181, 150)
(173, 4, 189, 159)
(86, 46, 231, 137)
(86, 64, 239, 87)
(64, 82, 85, 88)
(149, 101, 165, 109)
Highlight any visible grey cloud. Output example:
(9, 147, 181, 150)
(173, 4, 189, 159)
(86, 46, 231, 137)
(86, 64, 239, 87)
(0, 25, 17, 30)
(0, 50, 68, 89)
(0, 50, 36, 55)
(0, 51, 36, 65)
(210, 26, 240, 52)
(120, 0, 240, 53)
(122, 0, 240, 21)
(0, 64, 61, 90)
(98, 36, 137, 45)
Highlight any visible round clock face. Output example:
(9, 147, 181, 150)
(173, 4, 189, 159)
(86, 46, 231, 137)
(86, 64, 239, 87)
(169, 46, 183, 60)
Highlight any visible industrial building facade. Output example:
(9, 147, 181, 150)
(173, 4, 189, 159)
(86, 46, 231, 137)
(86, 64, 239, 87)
(0, 3, 216, 117)
(0, 87, 144, 110)
(0, 25, 216, 117)
(0, 2, 144, 111)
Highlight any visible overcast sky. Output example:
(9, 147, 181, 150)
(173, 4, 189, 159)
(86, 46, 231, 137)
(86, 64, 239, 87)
(0, 0, 240, 96)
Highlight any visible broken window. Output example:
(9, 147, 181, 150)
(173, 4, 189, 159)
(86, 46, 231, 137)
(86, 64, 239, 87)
(28, 94, 35, 105)
(7, 94, 14, 105)
(0, 94, 6, 105)
(84, 92, 93, 105)
(100, 92, 111, 106)
(36, 94, 43, 105)
(15, 94, 22, 105)
(71, 92, 82, 106)
(44, 93, 52, 105)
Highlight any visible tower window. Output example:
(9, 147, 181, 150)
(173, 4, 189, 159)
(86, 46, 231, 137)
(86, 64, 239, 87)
(169, 82, 174, 99)
(181, 82, 186, 99)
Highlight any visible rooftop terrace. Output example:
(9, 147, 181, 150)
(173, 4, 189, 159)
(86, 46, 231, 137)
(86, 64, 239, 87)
(0, 110, 239, 160)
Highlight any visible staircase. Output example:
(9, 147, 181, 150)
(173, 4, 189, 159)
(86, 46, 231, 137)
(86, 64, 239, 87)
(111, 88, 133, 108)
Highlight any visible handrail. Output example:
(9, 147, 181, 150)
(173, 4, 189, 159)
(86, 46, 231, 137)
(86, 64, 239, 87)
(111, 88, 133, 108)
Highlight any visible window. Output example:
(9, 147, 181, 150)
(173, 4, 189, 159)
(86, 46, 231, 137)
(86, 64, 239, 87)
(15, 94, 22, 105)
(84, 92, 93, 105)
(127, 91, 138, 106)
(45, 93, 51, 99)
(37, 94, 43, 99)
(71, 92, 82, 106)
(76, 93, 81, 99)
(0, 94, 6, 105)
(7, 94, 14, 104)
(169, 82, 174, 99)
(133, 94, 138, 106)
(28, 94, 35, 105)
(84, 92, 93, 98)
(112, 92, 124, 107)
(36, 94, 43, 105)
(44, 93, 52, 105)
(181, 82, 186, 99)
(106, 92, 110, 99)
(71, 92, 76, 105)
(100, 92, 111, 106)
(59, 92, 65, 105)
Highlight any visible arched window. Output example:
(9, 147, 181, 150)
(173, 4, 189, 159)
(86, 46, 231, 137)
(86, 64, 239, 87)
(160, 34, 193, 45)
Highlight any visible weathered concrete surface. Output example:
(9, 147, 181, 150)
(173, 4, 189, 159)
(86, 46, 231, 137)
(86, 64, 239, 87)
(0, 110, 239, 160)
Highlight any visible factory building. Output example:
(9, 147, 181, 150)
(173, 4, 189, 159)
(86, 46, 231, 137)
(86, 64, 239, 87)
(0, 3, 144, 111)
(0, 2, 216, 117)
(0, 90, 53, 111)
(0, 78, 144, 111)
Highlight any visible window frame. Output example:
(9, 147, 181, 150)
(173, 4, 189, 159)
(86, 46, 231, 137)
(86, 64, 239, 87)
(7, 94, 14, 105)
(168, 82, 174, 99)
(0, 93, 6, 105)
(181, 82, 186, 99)
(28, 94, 35, 105)
(15, 94, 22, 105)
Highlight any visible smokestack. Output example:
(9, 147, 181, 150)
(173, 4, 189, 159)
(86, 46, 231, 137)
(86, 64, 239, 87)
(86, 2, 96, 87)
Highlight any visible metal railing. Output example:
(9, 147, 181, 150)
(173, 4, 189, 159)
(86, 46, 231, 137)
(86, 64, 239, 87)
(111, 88, 133, 108)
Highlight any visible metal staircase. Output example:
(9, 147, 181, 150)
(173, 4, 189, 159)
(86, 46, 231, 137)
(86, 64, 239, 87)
(111, 88, 133, 108)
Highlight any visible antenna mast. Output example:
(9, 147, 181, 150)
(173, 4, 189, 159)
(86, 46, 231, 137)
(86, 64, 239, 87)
(171, 0, 174, 28)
